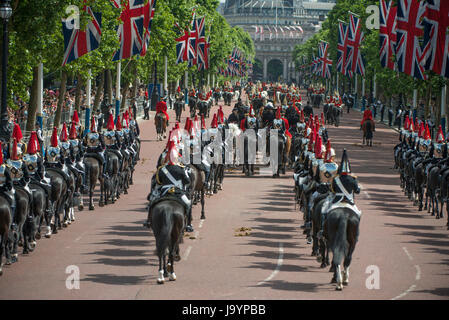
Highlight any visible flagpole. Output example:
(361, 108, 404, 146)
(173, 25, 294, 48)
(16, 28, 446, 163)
(373, 72, 377, 102)
(36, 62, 43, 131)
(441, 83, 447, 132)
(115, 61, 121, 123)
(184, 70, 189, 105)
(85, 69, 91, 135)
(164, 56, 168, 93)
(336, 72, 339, 94)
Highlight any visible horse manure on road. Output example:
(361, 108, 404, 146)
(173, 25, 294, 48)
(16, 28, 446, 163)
(234, 227, 252, 237)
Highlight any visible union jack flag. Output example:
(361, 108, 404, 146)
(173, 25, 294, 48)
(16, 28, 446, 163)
(319, 41, 333, 79)
(345, 13, 365, 77)
(198, 36, 210, 71)
(379, 0, 397, 70)
(337, 20, 349, 75)
(140, 0, 157, 57)
(62, 6, 102, 66)
(112, 0, 146, 61)
(194, 17, 206, 66)
(422, 0, 449, 78)
(395, 0, 427, 80)
(176, 30, 196, 64)
(110, 0, 121, 8)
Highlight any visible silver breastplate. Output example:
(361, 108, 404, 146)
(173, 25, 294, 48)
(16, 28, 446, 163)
(104, 131, 116, 147)
(312, 158, 323, 176)
(47, 146, 61, 164)
(23, 154, 39, 175)
(0, 165, 6, 185)
(247, 117, 257, 129)
(87, 133, 100, 147)
(70, 139, 80, 155)
(273, 119, 283, 130)
(319, 162, 339, 183)
(7, 159, 24, 181)
(60, 141, 71, 158)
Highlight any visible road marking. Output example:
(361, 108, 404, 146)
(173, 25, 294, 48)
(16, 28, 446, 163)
(183, 246, 192, 261)
(392, 248, 421, 299)
(391, 285, 416, 300)
(257, 243, 284, 286)
(415, 265, 421, 281)
(402, 247, 413, 261)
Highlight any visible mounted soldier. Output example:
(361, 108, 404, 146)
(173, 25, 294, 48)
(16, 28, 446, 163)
(23, 131, 53, 214)
(0, 142, 16, 230)
(84, 116, 108, 179)
(145, 140, 192, 229)
(67, 120, 86, 192)
(104, 113, 123, 171)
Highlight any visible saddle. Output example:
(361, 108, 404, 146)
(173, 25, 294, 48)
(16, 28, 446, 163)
(148, 187, 190, 216)
(326, 199, 362, 218)
(46, 165, 73, 188)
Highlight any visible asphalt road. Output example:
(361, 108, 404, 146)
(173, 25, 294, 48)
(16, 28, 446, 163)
(0, 93, 448, 300)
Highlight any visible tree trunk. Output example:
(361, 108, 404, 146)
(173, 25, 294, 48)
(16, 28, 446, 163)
(25, 66, 39, 132)
(121, 84, 129, 112)
(74, 74, 83, 113)
(106, 69, 113, 104)
(54, 70, 68, 128)
(93, 71, 104, 112)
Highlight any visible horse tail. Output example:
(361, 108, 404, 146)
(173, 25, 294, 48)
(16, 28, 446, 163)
(154, 208, 172, 258)
(329, 210, 348, 267)
(85, 161, 91, 191)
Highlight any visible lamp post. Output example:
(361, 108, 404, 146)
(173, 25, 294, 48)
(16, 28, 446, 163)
(150, 60, 159, 111)
(0, 0, 12, 142)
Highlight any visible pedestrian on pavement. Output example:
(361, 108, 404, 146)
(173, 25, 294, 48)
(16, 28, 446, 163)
(388, 106, 394, 126)
(143, 97, 150, 120)
(132, 98, 138, 120)
(395, 106, 403, 130)
(380, 102, 385, 123)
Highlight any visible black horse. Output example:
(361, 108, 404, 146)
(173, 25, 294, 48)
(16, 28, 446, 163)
(324, 175, 361, 291)
(174, 99, 184, 123)
(188, 96, 197, 118)
(104, 150, 120, 204)
(84, 155, 105, 211)
(151, 200, 185, 284)
(197, 101, 209, 118)
(45, 168, 69, 235)
(0, 194, 11, 275)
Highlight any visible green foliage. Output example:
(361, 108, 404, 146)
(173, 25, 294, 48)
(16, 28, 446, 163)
(4, 0, 254, 109)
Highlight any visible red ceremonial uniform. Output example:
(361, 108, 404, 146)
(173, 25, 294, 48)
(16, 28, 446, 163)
(156, 101, 169, 121)
(361, 109, 373, 125)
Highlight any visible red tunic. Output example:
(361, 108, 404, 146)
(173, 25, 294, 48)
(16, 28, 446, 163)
(361, 109, 373, 125)
(281, 118, 292, 138)
(156, 101, 169, 121)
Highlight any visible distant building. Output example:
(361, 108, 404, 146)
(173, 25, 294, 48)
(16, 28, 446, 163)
(222, 0, 336, 82)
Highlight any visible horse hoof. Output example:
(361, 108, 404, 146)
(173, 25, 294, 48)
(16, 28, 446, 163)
(18, 240, 23, 247)
(320, 263, 327, 269)
(306, 237, 313, 244)
(89, 205, 95, 211)
(157, 279, 165, 285)
(78, 205, 84, 211)
(174, 255, 181, 262)
(99, 202, 105, 208)
(343, 280, 349, 286)
(35, 233, 41, 240)
(335, 285, 343, 291)
(169, 273, 177, 281)
(331, 277, 337, 284)
(311, 251, 317, 257)
(200, 215, 205, 220)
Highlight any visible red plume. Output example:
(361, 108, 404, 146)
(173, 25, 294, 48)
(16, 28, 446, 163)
(60, 122, 69, 142)
(418, 121, 425, 138)
(201, 115, 206, 129)
(51, 127, 58, 148)
(12, 122, 23, 141)
(27, 131, 40, 154)
(69, 121, 78, 140)
(218, 106, 224, 123)
(72, 110, 80, 125)
(90, 116, 97, 133)
(107, 113, 115, 131)
(184, 118, 191, 131)
(436, 125, 445, 143)
(324, 140, 333, 163)
(314, 132, 323, 159)
(116, 115, 122, 131)
(424, 123, 431, 140)
(404, 115, 410, 131)
(211, 114, 218, 128)
(0, 143, 3, 164)
(11, 139, 19, 160)
(177, 86, 181, 93)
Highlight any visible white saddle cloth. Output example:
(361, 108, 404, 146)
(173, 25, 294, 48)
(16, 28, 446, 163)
(327, 201, 362, 218)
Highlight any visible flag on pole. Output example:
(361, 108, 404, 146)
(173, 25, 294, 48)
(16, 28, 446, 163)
(345, 12, 365, 77)
(379, 0, 397, 70)
(337, 20, 349, 75)
(422, 0, 449, 78)
(62, 6, 102, 66)
(395, 0, 427, 80)
(140, 0, 157, 57)
(112, 0, 146, 61)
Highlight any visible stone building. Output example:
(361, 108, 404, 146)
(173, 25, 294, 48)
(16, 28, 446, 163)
(222, 0, 336, 83)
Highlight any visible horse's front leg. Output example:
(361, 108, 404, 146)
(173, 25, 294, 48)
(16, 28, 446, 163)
(99, 176, 105, 207)
(200, 189, 205, 220)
